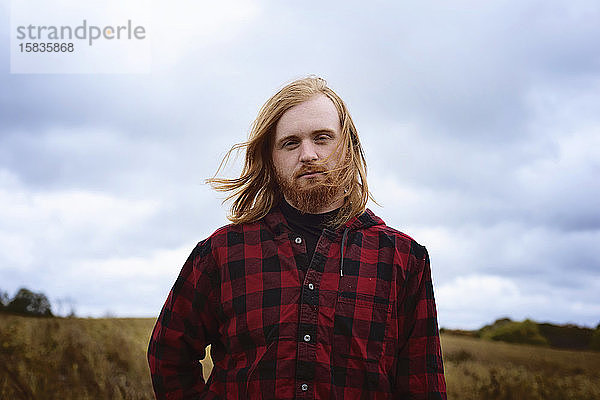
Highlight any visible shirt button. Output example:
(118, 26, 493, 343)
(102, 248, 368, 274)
(295, 237, 302, 244)
(301, 383, 308, 391)
(303, 334, 311, 342)
(308, 283, 314, 290)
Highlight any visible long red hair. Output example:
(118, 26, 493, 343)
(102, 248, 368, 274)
(207, 76, 372, 227)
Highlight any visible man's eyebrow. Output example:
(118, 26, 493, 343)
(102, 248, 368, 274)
(312, 128, 336, 135)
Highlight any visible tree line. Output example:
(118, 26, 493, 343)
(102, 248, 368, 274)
(441, 317, 600, 351)
(0, 287, 54, 317)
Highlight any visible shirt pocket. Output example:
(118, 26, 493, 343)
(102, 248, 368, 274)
(332, 291, 391, 364)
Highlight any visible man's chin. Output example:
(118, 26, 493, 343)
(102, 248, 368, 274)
(284, 185, 339, 213)
(295, 180, 319, 190)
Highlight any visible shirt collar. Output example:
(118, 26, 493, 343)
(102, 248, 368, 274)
(263, 202, 384, 239)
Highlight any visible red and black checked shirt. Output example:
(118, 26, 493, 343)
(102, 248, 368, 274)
(148, 206, 446, 399)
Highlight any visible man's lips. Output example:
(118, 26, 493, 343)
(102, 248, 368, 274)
(299, 171, 321, 178)
(296, 169, 325, 178)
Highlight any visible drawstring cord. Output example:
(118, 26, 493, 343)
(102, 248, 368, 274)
(340, 228, 349, 276)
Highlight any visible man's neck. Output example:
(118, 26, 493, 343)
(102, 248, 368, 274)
(280, 199, 339, 228)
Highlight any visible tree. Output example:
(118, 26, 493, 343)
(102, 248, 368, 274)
(6, 288, 53, 317)
(591, 323, 600, 351)
(0, 289, 9, 308)
(480, 318, 549, 346)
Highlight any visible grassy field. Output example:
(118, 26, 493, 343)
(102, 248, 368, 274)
(1, 314, 598, 399)
(0, 314, 156, 399)
(442, 335, 600, 399)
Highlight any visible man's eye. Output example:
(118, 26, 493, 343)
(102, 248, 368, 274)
(315, 135, 330, 142)
(283, 140, 298, 148)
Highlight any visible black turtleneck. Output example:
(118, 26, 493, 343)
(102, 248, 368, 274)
(279, 199, 340, 262)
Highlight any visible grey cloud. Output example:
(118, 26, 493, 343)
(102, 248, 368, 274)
(1, 0, 599, 325)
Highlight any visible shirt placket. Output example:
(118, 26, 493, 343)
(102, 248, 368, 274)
(291, 232, 331, 399)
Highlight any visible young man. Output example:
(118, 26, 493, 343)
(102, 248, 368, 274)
(148, 77, 447, 399)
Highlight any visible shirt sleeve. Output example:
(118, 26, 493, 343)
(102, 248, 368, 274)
(147, 240, 221, 400)
(394, 244, 447, 399)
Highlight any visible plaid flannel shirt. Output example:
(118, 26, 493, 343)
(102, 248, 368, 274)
(148, 206, 446, 399)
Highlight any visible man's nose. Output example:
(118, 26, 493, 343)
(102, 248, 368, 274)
(298, 140, 318, 163)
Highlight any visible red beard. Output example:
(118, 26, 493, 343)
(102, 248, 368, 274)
(276, 165, 342, 214)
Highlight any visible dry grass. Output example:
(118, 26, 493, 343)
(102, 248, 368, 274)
(0, 314, 155, 399)
(442, 335, 600, 400)
(1, 314, 598, 399)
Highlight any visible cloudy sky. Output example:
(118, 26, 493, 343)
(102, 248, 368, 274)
(1, 0, 599, 329)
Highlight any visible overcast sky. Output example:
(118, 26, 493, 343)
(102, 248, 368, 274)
(1, 0, 599, 329)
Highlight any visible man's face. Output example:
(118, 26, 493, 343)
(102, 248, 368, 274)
(272, 94, 345, 214)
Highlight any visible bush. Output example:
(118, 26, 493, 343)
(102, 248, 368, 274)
(6, 288, 53, 317)
(538, 322, 594, 350)
(481, 319, 549, 346)
(0, 290, 8, 310)
(591, 326, 600, 351)
(477, 317, 513, 338)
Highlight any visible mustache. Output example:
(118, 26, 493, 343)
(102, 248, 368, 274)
(294, 165, 327, 179)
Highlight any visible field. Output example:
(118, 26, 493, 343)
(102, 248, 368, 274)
(1, 314, 599, 399)
(442, 335, 600, 399)
(0, 314, 156, 399)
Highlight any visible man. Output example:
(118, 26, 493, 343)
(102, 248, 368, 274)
(148, 76, 447, 399)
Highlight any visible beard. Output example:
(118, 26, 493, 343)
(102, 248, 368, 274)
(275, 164, 343, 214)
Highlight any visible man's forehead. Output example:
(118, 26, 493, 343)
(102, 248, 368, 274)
(274, 94, 341, 138)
